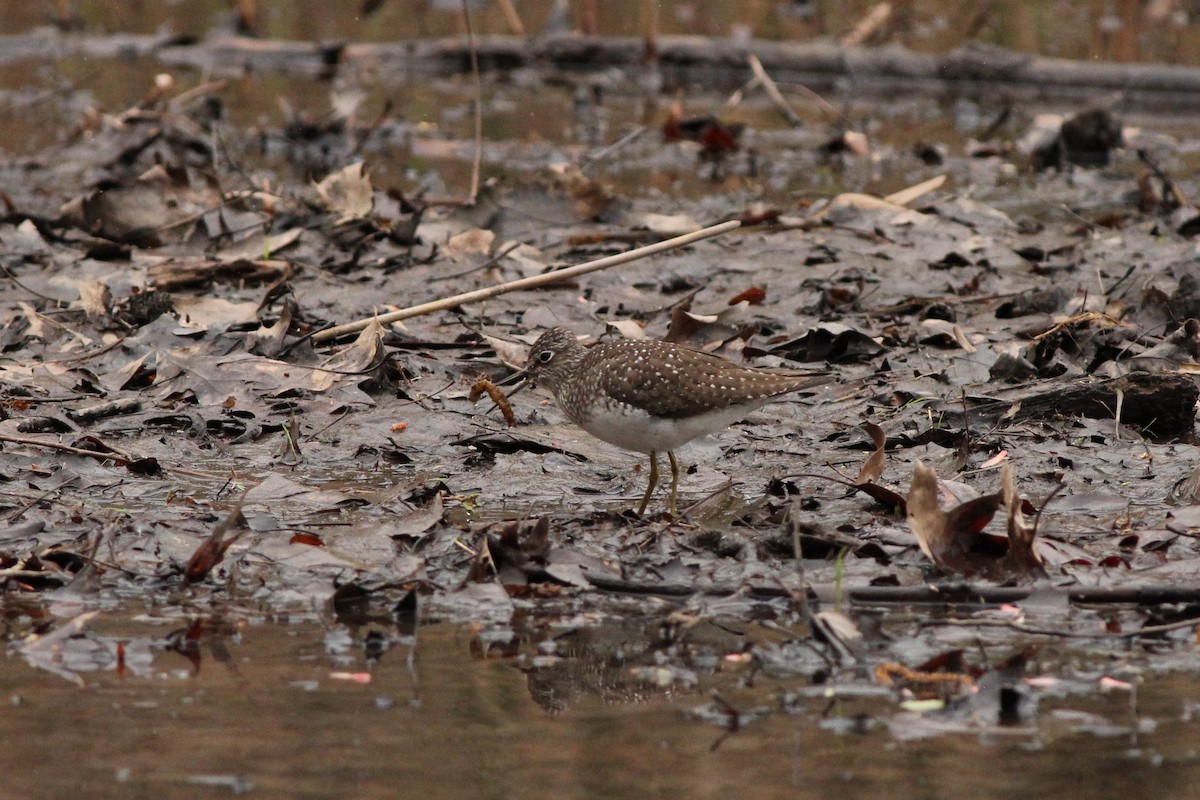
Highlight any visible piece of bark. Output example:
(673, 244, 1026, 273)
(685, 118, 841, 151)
(945, 373, 1198, 439)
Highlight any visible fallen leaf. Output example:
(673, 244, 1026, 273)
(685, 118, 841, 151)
(314, 161, 374, 222)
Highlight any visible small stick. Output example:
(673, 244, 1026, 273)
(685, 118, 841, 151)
(724, 75, 762, 109)
(166, 80, 228, 111)
(432, 240, 522, 282)
(462, 0, 483, 205)
(841, 1, 893, 46)
(789, 497, 812, 631)
(746, 54, 802, 127)
(0, 433, 131, 462)
(642, 0, 658, 54)
(7, 479, 75, 523)
(312, 218, 743, 343)
(582, 126, 646, 163)
(495, 0, 525, 35)
(0, 432, 219, 480)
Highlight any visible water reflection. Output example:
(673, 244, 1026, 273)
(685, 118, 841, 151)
(1, 606, 1198, 797)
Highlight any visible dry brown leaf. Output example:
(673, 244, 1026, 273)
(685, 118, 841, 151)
(854, 422, 887, 484)
(906, 461, 1005, 576)
(314, 161, 374, 222)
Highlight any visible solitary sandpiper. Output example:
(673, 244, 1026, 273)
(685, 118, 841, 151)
(519, 327, 828, 515)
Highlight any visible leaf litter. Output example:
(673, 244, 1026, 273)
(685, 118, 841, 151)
(0, 42, 1199, 756)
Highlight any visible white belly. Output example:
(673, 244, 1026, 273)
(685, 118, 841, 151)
(576, 400, 772, 454)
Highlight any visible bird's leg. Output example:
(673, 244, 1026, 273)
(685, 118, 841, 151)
(667, 451, 680, 515)
(637, 452, 659, 516)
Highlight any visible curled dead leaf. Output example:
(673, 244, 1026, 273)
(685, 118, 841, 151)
(854, 422, 887, 484)
(906, 462, 1045, 580)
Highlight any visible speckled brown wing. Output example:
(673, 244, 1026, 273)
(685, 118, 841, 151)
(586, 339, 825, 419)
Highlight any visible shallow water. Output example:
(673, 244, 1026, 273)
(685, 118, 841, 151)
(3, 610, 1197, 799)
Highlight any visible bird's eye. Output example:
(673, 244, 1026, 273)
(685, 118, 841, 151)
(537, 349, 554, 363)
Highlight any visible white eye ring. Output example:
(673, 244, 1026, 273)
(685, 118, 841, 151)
(538, 350, 554, 363)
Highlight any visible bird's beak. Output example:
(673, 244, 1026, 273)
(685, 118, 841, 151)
(496, 366, 530, 397)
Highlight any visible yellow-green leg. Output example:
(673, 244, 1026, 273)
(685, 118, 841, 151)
(637, 452, 659, 516)
(667, 451, 680, 515)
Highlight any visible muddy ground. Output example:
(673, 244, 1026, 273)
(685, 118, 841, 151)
(2, 14, 1200, 795)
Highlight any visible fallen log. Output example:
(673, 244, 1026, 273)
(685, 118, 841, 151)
(5, 30, 1200, 111)
(171, 36, 1200, 111)
(945, 372, 1200, 439)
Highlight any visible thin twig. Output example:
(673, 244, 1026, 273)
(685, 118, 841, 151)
(789, 498, 812, 632)
(0, 433, 219, 480)
(432, 241, 522, 281)
(166, 79, 228, 111)
(582, 126, 646, 163)
(311, 218, 744, 343)
(723, 75, 762, 109)
(923, 614, 1200, 641)
(788, 82, 847, 124)
(494, 0, 525, 34)
(841, 1, 893, 46)
(746, 53, 803, 127)
(7, 478, 77, 523)
(43, 337, 126, 365)
(1, 265, 64, 303)
(351, 98, 395, 157)
(0, 433, 130, 462)
(462, 0, 483, 205)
